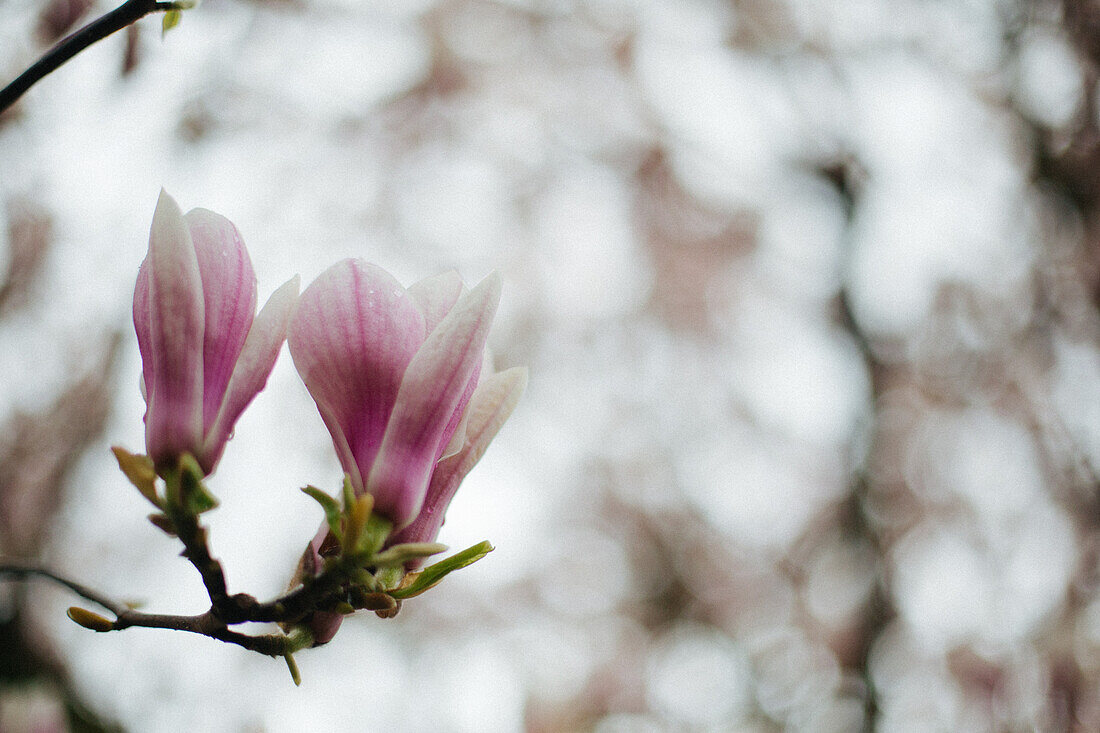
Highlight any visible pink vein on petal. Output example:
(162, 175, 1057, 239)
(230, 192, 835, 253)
(185, 208, 258, 433)
(288, 259, 425, 492)
(366, 272, 501, 526)
(144, 191, 205, 465)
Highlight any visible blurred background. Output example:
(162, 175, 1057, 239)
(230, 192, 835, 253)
(2, 0, 1100, 730)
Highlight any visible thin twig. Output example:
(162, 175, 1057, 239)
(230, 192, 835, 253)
(0, 559, 298, 655)
(0, 559, 127, 616)
(112, 609, 292, 655)
(0, 552, 362, 644)
(0, 498, 413, 657)
(0, 0, 177, 114)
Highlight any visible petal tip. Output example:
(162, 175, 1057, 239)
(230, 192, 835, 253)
(152, 190, 184, 230)
(478, 270, 503, 300)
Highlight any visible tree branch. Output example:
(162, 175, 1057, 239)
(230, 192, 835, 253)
(168, 508, 235, 616)
(0, 559, 127, 616)
(0, 0, 179, 115)
(0, 550, 378, 645)
(112, 609, 294, 656)
(0, 559, 305, 656)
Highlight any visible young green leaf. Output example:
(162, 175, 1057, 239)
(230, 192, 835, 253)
(301, 486, 342, 539)
(388, 541, 493, 599)
(370, 542, 447, 568)
(178, 454, 218, 514)
(111, 446, 160, 508)
(162, 9, 181, 36)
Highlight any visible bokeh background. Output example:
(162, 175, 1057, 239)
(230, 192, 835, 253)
(3, 0, 1100, 730)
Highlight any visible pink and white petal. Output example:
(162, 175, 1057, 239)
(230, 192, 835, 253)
(200, 276, 298, 474)
(144, 191, 205, 467)
(434, 317, 492, 462)
(185, 208, 259, 431)
(438, 357, 482, 461)
(314, 400, 362, 491)
(408, 270, 464, 334)
(436, 347, 494, 457)
(387, 366, 527, 552)
(449, 366, 527, 476)
(438, 397, 471, 462)
(288, 259, 426, 490)
(366, 272, 501, 527)
(133, 258, 154, 406)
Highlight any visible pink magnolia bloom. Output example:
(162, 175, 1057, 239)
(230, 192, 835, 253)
(290, 259, 525, 643)
(289, 259, 523, 530)
(134, 190, 299, 475)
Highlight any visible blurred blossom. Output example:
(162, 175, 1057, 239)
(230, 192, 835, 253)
(395, 148, 517, 262)
(892, 506, 1074, 651)
(235, 15, 430, 118)
(435, 640, 525, 733)
(892, 525, 995, 649)
(644, 624, 752, 727)
(1015, 27, 1082, 128)
(681, 429, 846, 549)
(752, 629, 843, 722)
(535, 166, 648, 321)
(754, 177, 847, 302)
(635, 41, 794, 206)
(1051, 335, 1100, 468)
(593, 714, 665, 733)
(534, 530, 631, 617)
(804, 535, 876, 628)
(730, 297, 868, 445)
(914, 409, 1043, 516)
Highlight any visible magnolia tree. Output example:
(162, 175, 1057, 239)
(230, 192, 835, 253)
(0, 7, 524, 687)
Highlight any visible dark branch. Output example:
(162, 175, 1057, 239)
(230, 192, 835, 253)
(0, 0, 178, 114)
(168, 509, 234, 615)
(0, 491, 417, 660)
(112, 609, 292, 656)
(0, 559, 127, 616)
(0, 559, 303, 656)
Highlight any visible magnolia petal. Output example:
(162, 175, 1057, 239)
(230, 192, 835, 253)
(289, 259, 426, 492)
(323, 400, 366, 489)
(438, 360, 481, 461)
(387, 366, 527, 552)
(134, 259, 153, 406)
(438, 348, 492, 460)
(450, 366, 527, 476)
(366, 272, 501, 527)
(185, 208, 258, 432)
(408, 271, 464, 333)
(142, 191, 205, 468)
(439, 397, 472, 461)
(434, 285, 486, 462)
(201, 275, 299, 473)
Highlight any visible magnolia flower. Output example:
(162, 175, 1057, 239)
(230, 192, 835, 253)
(289, 259, 524, 643)
(289, 259, 524, 531)
(134, 190, 298, 475)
